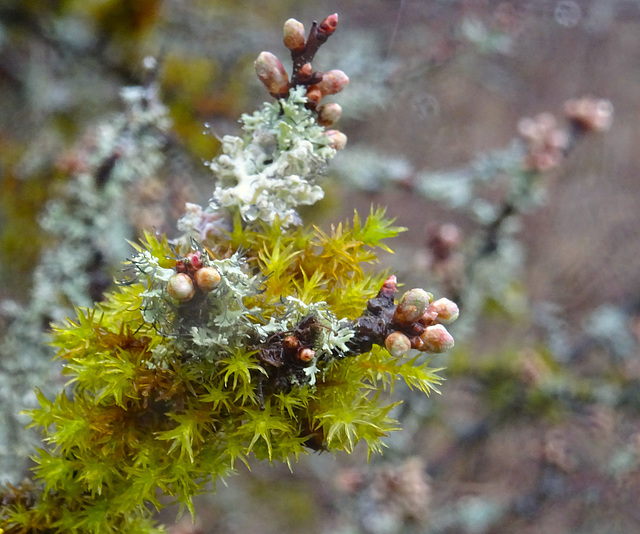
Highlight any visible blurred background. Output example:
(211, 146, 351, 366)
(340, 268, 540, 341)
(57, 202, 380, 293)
(2, 1, 640, 532)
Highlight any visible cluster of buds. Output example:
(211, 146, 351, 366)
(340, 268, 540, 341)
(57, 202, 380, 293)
(564, 96, 614, 134)
(167, 251, 221, 302)
(385, 286, 459, 357)
(348, 276, 458, 358)
(517, 112, 568, 172)
(254, 13, 349, 149)
(518, 96, 613, 172)
(258, 314, 322, 370)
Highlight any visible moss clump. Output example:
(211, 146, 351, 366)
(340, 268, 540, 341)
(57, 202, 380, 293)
(1, 211, 447, 533)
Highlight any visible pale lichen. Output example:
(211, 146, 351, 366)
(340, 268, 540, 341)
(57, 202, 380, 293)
(177, 87, 336, 244)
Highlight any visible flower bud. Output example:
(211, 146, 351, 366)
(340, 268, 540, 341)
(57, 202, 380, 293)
(323, 129, 347, 151)
(254, 51, 290, 98)
(385, 331, 412, 357)
(427, 298, 459, 324)
(283, 18, 306, 52)
(299, 62, 313, 82)
(379, 275, 398, 298)
(298, 348, 315, 362)
(419, 324, 455, 353)
(393, 288, 433, 326)
(318, 13, 338, 36)
(195, 266, 221, 292)
(305, 86, 323, 108)
(318, 102, 343, 127)
(283, 335, 300, 351)
(564, 97, 613, 133)
(316, 70, 349, 96)
(185, 251, 203, 271)
(167, 273, 195, 302)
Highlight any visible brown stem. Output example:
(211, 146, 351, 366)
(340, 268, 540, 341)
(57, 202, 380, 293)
(290, 14, 337, 87)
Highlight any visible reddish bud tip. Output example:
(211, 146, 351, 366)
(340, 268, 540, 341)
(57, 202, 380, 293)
(379, 275, 398, 298)
(319, 13, 338, 35)
(185, 251, 203, 271)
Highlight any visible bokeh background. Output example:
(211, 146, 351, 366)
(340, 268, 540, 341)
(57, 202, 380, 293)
(2, 1, 640, 533)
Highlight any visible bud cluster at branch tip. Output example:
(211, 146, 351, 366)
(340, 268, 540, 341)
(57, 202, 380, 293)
(348, 275, 459, 358)
(564, 96, 613, 133)
(517, 113, 568, 172)
(253, 13, 349, 148)
(518, 95, 613, 172)
(167, 250, 221, 303)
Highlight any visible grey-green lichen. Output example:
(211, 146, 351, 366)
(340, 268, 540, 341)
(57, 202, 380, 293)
(177, 86, 336, 241)
(0, 81, 171, 484)
(129, 244, 355, 389)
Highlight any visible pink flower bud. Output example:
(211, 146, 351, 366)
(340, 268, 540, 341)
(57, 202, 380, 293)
(323, 129, 347, 151)
(195, 266, 221, 292)
(185, 251, 203, 271)
(306, 86, 323, 108)
(385, 331, 412, 357)
(254, 51, 290, 98)
(427, 298, 459, 324)
(299, 63, 313, 82)
(393, 288, 433, 326)
(419, 324, 455, 353)
(318, 13, 338, 36)
(283, 18, 306, 52)
(316, 70, 349, 96)
(167, 273, 195, 302)
(564, 97, 613, 133)
(298, 348, 315, 362)
(379, 275, 398, 298)
(318, 102, 343, 127)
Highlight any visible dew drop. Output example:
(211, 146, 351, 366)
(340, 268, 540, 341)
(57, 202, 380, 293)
(554, 1, 581, 28)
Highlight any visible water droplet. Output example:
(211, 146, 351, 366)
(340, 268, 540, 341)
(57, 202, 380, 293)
(143, 56, 157, 70)
(555, 1, 581, 28)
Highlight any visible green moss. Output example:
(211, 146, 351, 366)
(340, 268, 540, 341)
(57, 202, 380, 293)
(0, 207, 446, 533)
